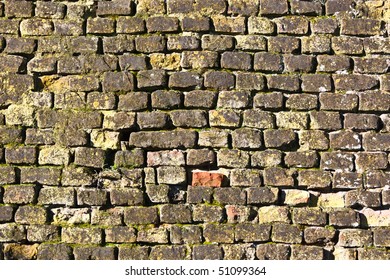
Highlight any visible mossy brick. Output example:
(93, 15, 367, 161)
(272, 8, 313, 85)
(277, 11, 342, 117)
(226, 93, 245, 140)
(291, 245, 323, 260)
(221, 51, 251, 70)
(299, 130, 329, 151)
(3, 244, 38, 260)
(338, 229, 372, 248)
(62, 227, 103, 245)
(74, 246, 116, 260)
(130, 130, 196, 149)
(0, 224, 25, 242)
(187, 186, 213, 204)
(118, 92, 149, 111)
(150, 53, 181, 70)
(90, 130, 120, 150)
(157, 166, 186, 184)
(302, 35, 331, 54)
(259, 0, 288, 15)
(341, 19, 381, 36)
(272, 223, 302, 244)
(235, 223, 270, 242)
(311, 17, 338, 34)
(192, 204, 223, 222)
(137, 227, 169, 244)
(74, 147, 105, 169)
(310, 111, 342, 130)
(290, 0, 322, 15)
(97, 0, 132, 15)
(267, 75, 300, 92)
(91, 208, 123, 227)
(264, 129, 296, 149)
(149, 245, 187, 260)
(15, 205, 47, 225)
(217, 149, 249, 168)
(0, 206, 14, 222)
(37, 244, 72, 260)
(182, 16, 210, 32)
(135, 36, 165, 53)
(253, 53, 283, 72)
(292, 208, 326, 226)
(137, 0, 166, 15)
(5, 104, 34, 126)
(27, 225, 59, 242)
(38, 146, 70, 166)
(170, 225, 202, 245)
(117, 17, 145, 34)
(181, 51, 218, 69)
(5, 0, 33, 17)
(0, 19, 19, 34)
(243, 110, 274, 129)
(169, 72, 203, 89)
(77, 189, 108, 206)
(230, 169, 262, 187)
(209, 109, 241, 128)
(268, 37, 300, 54)
(251, 150, 282, 168)
(276, 111, 308, 129)
(203, 224, 234, 244)
(359, 91, 390, 111)
(304, 227, 336, 244)
(120, 168, 145, 188)
(151, 90, 181, 109)
(319, 93, 358, 111)
(5, 146, 37, 165)
(264, 167, 294, 187)
(236, 72, 266, 90)
(325, 0, 354, 15)
(28, 57, 57, 74)
(110, 189, 144, 206)
(254, 92, 284, 110)
(146, 16, 179, 33)
(124, 207, 159, 225)
(20, 19, 53, 36)
(214, 188, 246, 205)
(301, 75, 332, 93)
(19, 167, 61, 185)
(354, 57, 389, 74)
(0, 166, 16, 184)
(87, 92, 116, 110)
(201, 35, 234, 51)
(362, 132, 390, 151)
(51, 207, 90, 226)
(38, 187, 75, 206)
(275, 16, 309, 35)
(137, 111, 168, 130)
(114, 150, 144, 168)
(232, 128, 262, 149)
(103, 35, 134, 53)
(247, 17, 275, 34)
(329, 208, 360, 227)
(0, 55, 26, 73)
(102, 71, 134, 92)
(25, 128, 55, 145)
(198, 129, 229, 148)
(36, 1, 65, 18)
(333, 172, 363, 190)
(329, 130, 361, 150)
(159, 204, 192, 224)
(373, 228, 390, 247)
(332, 37, 364, 55)
(286, 94, 318, 111)
(167, 36, 200, 51)
(256, 243, 290, 260)
(3, 185, 36, 204)
(186, 149, 215, 167)
(355, 152, 388, 172)
(195, 0, 226, 15)
(118, 246, 149, 260)
(217, 90, 250, 109)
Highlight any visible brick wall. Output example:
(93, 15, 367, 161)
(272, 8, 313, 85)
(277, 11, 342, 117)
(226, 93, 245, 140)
(0, 0, 389, 260)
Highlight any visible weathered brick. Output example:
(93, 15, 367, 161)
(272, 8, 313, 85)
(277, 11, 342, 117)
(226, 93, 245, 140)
(256, 243, 290, 260)
(0, 19, 20, 34)
(293, 208, 326, 226)
(333, 172, 362, 190)
(15, 205, 47, 225)
(264, 167, 294, 187)
(169, 72, 202, 89)
(285, 151, 318, 168)
(332, 37, 364, 55)
(329, 130, 361, 150)
(298, 170, 332, 190)
(212, 16, 246, 34)
(304, 227, 336, 244)
(37, 244, 72, 260)
(5, 146, 37, 165)
(247, 187, 278, 205)
(62, 227, 102, 244)
(310, 111, 342, 130)
(209, 109, 241, 128)
(359, 91, 390, 112)
(182, 16, 210, 32)
(110, 189, 144, 206)
(137, 227, 168, 244)
(77, 189, 108, 206)
(118, 246, 149, 260)
(341, 19, 381, 36)
(170, 225, 202, 245)
(248, 17, 275, 34)
(187, 186, 213, 204)
(272, 223, 302, 244)
(193, 245, 222, 260)
(151, 90, 181, 109)
(202, 35, 234, 51)
(345, 189, 381, 208)
(355, 152, 388, 172)
(87, 18, 115, 34)
(204, 71, 235, 90)
(311, 17, 338, 34)
(214, 188, 246, 205)
(0, 166, 16, 184)
(124, 207, 158, 225)
(186, 149, 215, 167)
(168, 36, 200, 51)
(291, 0, 322, 15)
(61, 167, 93, 187)
(268, 37, 300, 54)
(135, 36, 165, 53)
(254, 92, 284, 110)
(146, 16, 179, 33)
(329, 208, 360, 228)
(0, 206, 14, 222)
(286, 94, 318, 111)
(275, 16, 309, 35)
(204, 224, 234, 243)
(192, 204, 223, 222)
(20, 19, 53, 36)
(264, 129, 296, 149)
(3, 185, 36, 204)
(363, 132, 390, 151)
(232, 128, 262, 149)
(302, 74, 332, 93)
(130, 131, 196, 149)
(251, 150, 282, 168)
(367, 171, 390, 190)
(117, 17, 145, 34)
(38, 187, 75, 206)
(260, 0, 288, 15)
(103, 35, 134, 53)
(334, 74, 378, 91)
(217, 149, 249, 168)
(97, 0, 133, 15)
(338, 229, 372, 248)
(5, 1, 33, 17)
(198, 129, 229, 148)
(3, 244, 38, 260)
(74, 246, 116, 260)
(320, 152, 354, 172)
(221, 52, 251, 70)
(267, 75, 300, 92)
(149, 245, 187, 260)
(291, 245, 323, 260)
(354, 57, 389, 74)
(302, 35, 331, 54)
(157, 166, 186, 184)
(276, 111, 308, 129)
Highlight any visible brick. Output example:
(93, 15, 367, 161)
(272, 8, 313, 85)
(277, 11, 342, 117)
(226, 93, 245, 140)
(117, 17, 145, 34)
(358, 249, 390, 260)
(36, 2, 65, 18)
(0, 166, 16, 184)
(268, 37, 300, 54)
(137, 70, 167, 89)
(218, 91, 250, 109)
(260, 0, 288, 15)
(198, 129, 229, 148)
(236, 72, 265, 91)
(157, 166, 186, 184)
(248, 17, 275, 34)
(3, 244, 38, 260)
(230, 169, 262, 187)
(354, 57, 389, 74)
(0, 206, 14, 222)
(310, 111, 342, 130)
(137, 0, 165, 15)
(193, 245, 222, 260)
(291, 245, 323, 260)
(341, 19, 381, 36)
(181, 51, 218, 69)
(167, 36, 200, 51)
(286, 94, 318, 110)
(0, 224, 25, 242)
(204, 224, 234, 243)
(329, 208, 360, 228)
(302, 74, 332, 93)
(103, 35, 134, 53)
(146, 185, 169, 203)
(320, 152, 354, 172)
(311, 17, 338, 34)
(102, 71, 134, 92)
(221, 51, 251, 70)
(0, 19, 19, 34)
(97, 0, 132, 15)
(124, 207, 158, 225)
(170, 225, 202, 245)
(25, 129, 54, 145)
(267, 75, 300, 92)
(38, 187, 75, 206)
(326, 0, 354, 15)
(182, 17, 210, 32)
(363, 132, 390, 151)
(232, 128, 262, 149)
(254, 92, 284, 110)
(5, 146, 37, 165)
(214, 188, 246, 205)
(320, 93, 358, 111)
(329, 130, 361, 150)
(291, 0, 322, 15)
(135, 36, 165, 53)
(272, 223, 302, 244)
(5, 1, 33, 17)
(15, 205, 47, 225)
(275, 16, 309, 35)
(192, 205, 223, 222)
(333, 172, 362, 190)
(228, 0, 258, 15)
(264, 167, 294, 187)
(254, 53, 283, 72)
(195, 0, 226, 15)
(5, 104, 35, 126)
(20, 167, 61, 186)
(302, 35, 331, 54)
(251, 150, 282, 168)
(304, 227, 336, 244)
(87, 18, 115, 34)
(118, 246, 149, 260)
(364, 37, 390, 54)
(345, 189, 381, 208)
(151, 90, 181, 109)
(137, 111, 169, 129)
(285, 151, 318, 168)
(276, 112, 308, 129)
(332, 37, 364, 55)
(20, 19, 53, 36)
(235, 35, 266, 51)
(243, 110, 274, 129)
(298, 170, 332, 190)
(359, 91, 390, 111)
(149, 246, 187, 260)
(169, 72, 202, 89)
(355, 152, 388, 172)
(77, 189, 108, 206)
(217, 149, 249, 168)
(192, 171, 223, 187)
(334, 74, 378, 91)
(110, 189, 144, 206)
(367, 172, 390, 190)
(91, 208, 122, 227)
(0, 55, 26, 73)
(247, 187, 278, 205)
(74, 147, 105, 169)
(62, 227, 102, 244)
(204, 71, 235, 90)
(292, 208, 326, 226)
(27, 225, 59, 242)
(209, 109, 241, 128)
(264, 129, 296, 149)
(3, 185, 36, 204)
(150, 53, 181, 70)
(37, 244, 72, 260)
(202, 35, 234, 51)
(256, 244, 290, 260)
(187, 149, 215, 167)
(299, 130, 329, 150)
(137, 227, 169, 244)
(213, 16, 246, 34)
(74, 246, 115, 260)
(130, 130, 197, 149)
(338, 229, 372, 248)
(147, 16, 179, 33)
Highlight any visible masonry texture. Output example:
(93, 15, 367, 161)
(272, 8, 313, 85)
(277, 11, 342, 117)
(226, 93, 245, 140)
(0, 0, 389, 260)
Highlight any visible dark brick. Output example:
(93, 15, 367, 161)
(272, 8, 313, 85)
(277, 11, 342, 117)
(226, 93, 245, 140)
(3, 185, 36, 204)
(248, 17, 275, 35)
(334, 74, 378, 91)
(167, 36, 200, 51)
(264, 129, 296, 149)
(217, 149, 249, 167)
(97, 0, 133, 15)
(221, 52, 251, 70)
(182, 17, 210, 31)
(354, 57, 389, 74)
(138, 70, 167, 90)
(264, 167, 294, 187)
(146, 17, 179, 33)
(311, 17, 338, 34)
(291, 245, 323, 260)
(235, 35, 266, 51)
(329, 130, 361, 150)
(268, 37, 300, 54)
(5, 1, 33, 17)
(291, 0, 322, 15)
(286, 94, 318, 110)
(110, 189, 144, 206)
(267, 75, 300, 92)
(359, 91, 390, 112)
(5, 147, 37, 165)
(169, 72, 203, 89)
(319, 93, 358, 111)
(37, 244, 72, 260)
(304, 227, 336, 244)
(232, 128, 262, 149)
(345, 189, 381, 208)
(77, 189, 108, 206)
(302, 35, 331, 54)
(119, 246, 149, 260)
(0, 206, 14, 222)
(254, 92, 284, 110)
(293, 208, 326, 226)
(15, 205, 47, 225)
(87, 18, 115, 34)
(260, 0, 288, 15)
(275, 16, 309, 35)
(187, 186, 213, 204)
(74, 246, 115, 260)
(310, 111, 342, 130)
(119, 54, 147, 71)
(341, 19, 381, 36)
(326, 0, 354, 15)
(329, 208, 360, 228)
(204, 224, 234, 243)
(332, 37, 364, 55)
(170, 225, 202, 245)
(103, 35, 134, 53)
(363, 132, 390, 151)
(254, 53, 283, 72)
(214, 188, 246, 205)
(272, 223, 302, 244)
(257, 243, 290, 260)
(333, 172, 362, 190)
(124, 207, 158, 225)
(119, 92, 149, 111)
(202, 35, 234, 51)
(236, 73, 265, 90)
(195, 0, 227, 15)
(130, 130, 196, 149)
(338, 229, 372, 248)
(135, 36, 165, 53)
(212, 16, 246, 34)
(298, 170, 332, 190)
(149, 245, 187, 260)
(247, 187, 278, 205)
(355, 152, 388, 172)
(285, 151, 318, 168)
(117, 17, 145, 34)
(320, 152, 354, 172)
(251, 150, 282, 168)
(204, 71, 235, 90)
(193, 245, 222, 260)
